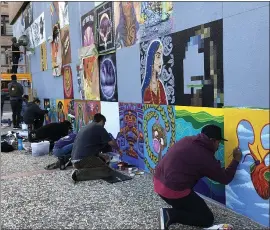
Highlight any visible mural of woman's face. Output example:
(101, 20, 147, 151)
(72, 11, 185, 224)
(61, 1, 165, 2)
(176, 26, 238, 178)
(154, 45, 163, 75)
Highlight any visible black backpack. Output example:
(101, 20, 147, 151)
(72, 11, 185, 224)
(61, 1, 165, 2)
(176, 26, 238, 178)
(9, 82, 21, 97)
(1, 141, 14, 152)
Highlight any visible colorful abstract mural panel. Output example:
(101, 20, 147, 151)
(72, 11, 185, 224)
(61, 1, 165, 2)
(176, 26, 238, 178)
(114, 2, 141, 49)
(224, 108, 270, 227)
(118, 103, 144, 169)
(99, 53, 118, 102)
(143, 104, 176, 173)
(82, 55, 100, 100)
(81, 9, 95, 47)
(84, 101, 101, 125)
(172, 19, 223, 108)
(74, 100, 86, 133)
(63, 65, 74, 99)
(140, 2, 173, 42)
(140, 37, 175, 105)
(175, 106, 225, 204)
(96, 1, 115, 54)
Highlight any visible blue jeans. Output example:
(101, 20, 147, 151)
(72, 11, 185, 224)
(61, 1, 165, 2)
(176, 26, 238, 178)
(53, 143, 73, 158)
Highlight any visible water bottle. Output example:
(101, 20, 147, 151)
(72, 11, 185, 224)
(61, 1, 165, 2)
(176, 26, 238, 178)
(18, 137, 23, 150)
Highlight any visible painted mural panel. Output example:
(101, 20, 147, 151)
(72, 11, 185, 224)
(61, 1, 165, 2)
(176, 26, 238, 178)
(74, 100, 86, 133)
(23, 2, 33, 30)
(56, 99, 65, 123)
(29, 12, 46, 48)
(60, 25, 71, 66)
(58, 2, 69, 29)
(99, 53, 118, 102)
(143, 105, 176, 173)
(118, 103, 144, 169)
(48, 99, 58, 123)
(63, 99, 71, 119)
(114, 2, 141, 49)
(65, 99, 76, 131)
(63, 65, 74, 99)
(77, 46, 99, 100)
(81, 9, 95, 47)
(175, 106, 225, 204)
(40, 42, 47, 71)
(83, 55, 100, 100)
(84, 101, 101, 125)
(140, 2, 173, 42)
(51, 23, 62, 77)
(50, 2, 60, 32)
(225, 108, 270, 227)
(140, 37, 175, 105)
(172, 19, 223, 108)
(96, 1, 115, 54)
(44, 99, 51, 125)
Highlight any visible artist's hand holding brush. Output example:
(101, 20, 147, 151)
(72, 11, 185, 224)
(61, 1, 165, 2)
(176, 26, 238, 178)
(232, 147, 242, 162)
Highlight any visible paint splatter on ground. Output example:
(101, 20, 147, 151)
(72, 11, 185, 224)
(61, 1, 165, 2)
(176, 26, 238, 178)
(1, 150, 267, 229)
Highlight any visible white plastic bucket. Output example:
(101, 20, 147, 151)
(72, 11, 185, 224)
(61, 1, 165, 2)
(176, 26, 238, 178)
(31, 141, 50, 157)
(21, 123, 28, 130)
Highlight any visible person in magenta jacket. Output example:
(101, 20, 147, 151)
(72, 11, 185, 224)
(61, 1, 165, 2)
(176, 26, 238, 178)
(154, 125, 242, 230)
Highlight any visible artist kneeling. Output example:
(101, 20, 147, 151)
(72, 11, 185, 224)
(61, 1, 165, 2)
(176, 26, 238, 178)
(155, 125, 242, 230)
(23, 98, 48, 130)
(71, 113, 119, 182)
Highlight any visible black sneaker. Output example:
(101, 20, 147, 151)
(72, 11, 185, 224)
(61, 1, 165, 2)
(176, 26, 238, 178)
(71, 170, 77, 184)
(159, 208, 171, 230)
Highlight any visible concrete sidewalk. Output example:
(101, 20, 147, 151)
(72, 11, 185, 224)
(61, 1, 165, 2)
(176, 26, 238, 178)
(1, 150, 267, 229)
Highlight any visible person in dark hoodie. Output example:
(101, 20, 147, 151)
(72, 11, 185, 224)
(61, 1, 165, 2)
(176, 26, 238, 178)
(8, 74, 24, 129)
(23, 98, 48, 130)
(155, 125, 242, 230)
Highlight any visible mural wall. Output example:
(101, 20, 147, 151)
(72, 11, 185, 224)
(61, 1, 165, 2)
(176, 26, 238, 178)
(17, 1, 269, 227)
(224, 108, 270, 227)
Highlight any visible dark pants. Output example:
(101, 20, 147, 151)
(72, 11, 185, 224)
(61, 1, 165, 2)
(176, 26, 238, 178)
(160, 191, 214, 228)
(10, 99, 22, 127)
(12, 56, 19, 73)
(73, 155, 112, 181)
(1, 100, 4, 117)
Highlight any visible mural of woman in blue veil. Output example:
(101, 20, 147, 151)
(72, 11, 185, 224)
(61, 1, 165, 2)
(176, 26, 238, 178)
(115, 2, 140, 48)
(141, 40, 167, 105)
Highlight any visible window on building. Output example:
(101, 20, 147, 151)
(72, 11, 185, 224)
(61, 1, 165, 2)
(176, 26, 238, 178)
(1, 15, 12, 36)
